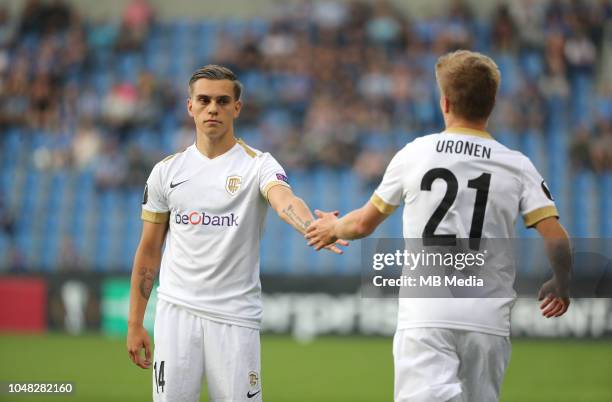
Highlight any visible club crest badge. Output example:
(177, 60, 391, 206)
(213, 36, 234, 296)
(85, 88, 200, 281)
(248, 371, 259, 388)
(226, 175, 242, 196)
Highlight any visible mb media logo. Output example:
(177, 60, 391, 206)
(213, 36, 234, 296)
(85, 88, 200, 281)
(175, 211, 239, 227)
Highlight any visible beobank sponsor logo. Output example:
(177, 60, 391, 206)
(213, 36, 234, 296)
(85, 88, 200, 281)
(175, 211, 238, 227)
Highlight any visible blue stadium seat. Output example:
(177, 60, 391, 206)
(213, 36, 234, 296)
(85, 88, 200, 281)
(247, 18, 268, 37)
(15, 229, 34, 268)
(0, 233, 8, 270)
(569, 74, 593, 128)
(521, 130, 545, 172)
(92, 71, 112, 94)
(519, 51, 544, 81)
(116, 53, 142, 83)
(119, 190, 142, 269)
(21, 171, 41, 215)
(47, 172, 68, 211)
(571, 172, 596, 237)
(2, 128, 22, 166)
(193, 21, 220, 61)
(41, 226, 60, 271)
(601, 173, 611, 237)
(219, 19, 250, 42)
(495, 53, 519, 96)
(261, 208, 287, 274)
(472, 21, 491, 51)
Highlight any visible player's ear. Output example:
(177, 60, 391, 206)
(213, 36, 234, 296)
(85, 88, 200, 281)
(233, 99, 242, 118)
(440, 96, 450, 114)
(187, 97, 194, 117)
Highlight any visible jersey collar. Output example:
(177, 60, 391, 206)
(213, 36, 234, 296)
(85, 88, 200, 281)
(190, 140, 240, 162)
(444, 127, 493, 139)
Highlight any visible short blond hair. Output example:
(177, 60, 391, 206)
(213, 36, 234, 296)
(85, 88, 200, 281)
(435, 50, 501, 121)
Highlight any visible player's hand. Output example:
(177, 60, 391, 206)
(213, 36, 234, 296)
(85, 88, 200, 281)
(127, 324, 152, 369)
(323, 238, 350, 254)
(538, 277, 570, 318)
(305, 210, 348, 253)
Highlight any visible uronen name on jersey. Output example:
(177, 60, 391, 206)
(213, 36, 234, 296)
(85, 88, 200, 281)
(370, 127, 559, 336)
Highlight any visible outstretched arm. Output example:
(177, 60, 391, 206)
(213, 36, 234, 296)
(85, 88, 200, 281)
(306, 201, 389, 250)
(126, 220, 168, 369)
(534, 217, 572, 318)
(267, 185, 348, 254)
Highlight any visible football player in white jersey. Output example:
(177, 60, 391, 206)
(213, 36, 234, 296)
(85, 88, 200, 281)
(306, 50, 571, 402)
(126, 65, 347, 402)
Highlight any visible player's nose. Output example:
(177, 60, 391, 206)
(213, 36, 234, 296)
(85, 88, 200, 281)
(207, 101, 218, 114)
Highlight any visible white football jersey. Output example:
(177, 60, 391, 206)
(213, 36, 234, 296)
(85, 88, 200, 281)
(141, 139, 290, 329)
(372, 128, 558, 336)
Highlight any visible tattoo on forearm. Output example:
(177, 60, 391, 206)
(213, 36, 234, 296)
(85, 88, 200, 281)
(282, 204, 312, 232)
(138, 267, 155, 299)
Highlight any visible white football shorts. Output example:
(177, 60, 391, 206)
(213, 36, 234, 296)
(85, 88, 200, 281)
(393, 328, 510, 402)
(152, 299, 262, 402)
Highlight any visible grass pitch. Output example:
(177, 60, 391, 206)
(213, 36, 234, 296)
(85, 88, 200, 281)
(0, 334, 610, 401)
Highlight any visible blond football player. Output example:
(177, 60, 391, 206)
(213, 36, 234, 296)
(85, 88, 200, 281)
(306, 50, 571, 402)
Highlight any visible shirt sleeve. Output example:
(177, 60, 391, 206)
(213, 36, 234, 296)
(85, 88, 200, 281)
(259, 153, 291, 201)
(520, 157, 559, 227)
(370, 149, 405, 215)
(141, 162, 170, 224)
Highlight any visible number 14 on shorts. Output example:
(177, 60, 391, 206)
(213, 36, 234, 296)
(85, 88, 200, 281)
(154, 361, 166, 393)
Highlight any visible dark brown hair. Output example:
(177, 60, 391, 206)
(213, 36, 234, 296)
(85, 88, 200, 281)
(188, 65, 243, 101)
(435, 50, 500, 121)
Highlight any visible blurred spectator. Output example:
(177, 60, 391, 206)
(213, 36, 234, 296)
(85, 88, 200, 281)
(590, 119, 612, 173)
(103, 81, 138, 140)
(18, 0, 44, 36)
(491, 4, 517, 52)
(134, 71, 162, 127)
(71, 119, 102, 170)
(62, 23, 87, 76)
(0, 66, 29, 128)
(42, 0, 71, 35)
(539, 53, 570, 99)
(302, 94, 360, 167)
(0, 6, 15, 48)
(58, 235, 81, 270)
(510, 0, 546, 51)
(587, 0, 612, 51)
(0, 196, 15, 241)
(116, 0, 154, 52)
(569, 126, 592, 170)
(564, 25, 597, 76)
(94, 138, 128, 190)
(87, 14, 119, 72)
(353, 148, 390, 187)
(358, 59, 394, 101)
(125, 145, 153, 188)
(570, 121, 612, 173)
(516, 82, 546, 132)
(438, 0, 475, 50)
(29, 73, 57, 130)
(174, 116, 195, 151)
(366, 0, 404, 50)
(311, 1, 349, 30)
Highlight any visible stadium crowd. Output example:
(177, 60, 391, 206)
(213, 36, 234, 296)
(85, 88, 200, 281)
(0, 0, 610, 189)
(0, 0, 610, 272)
